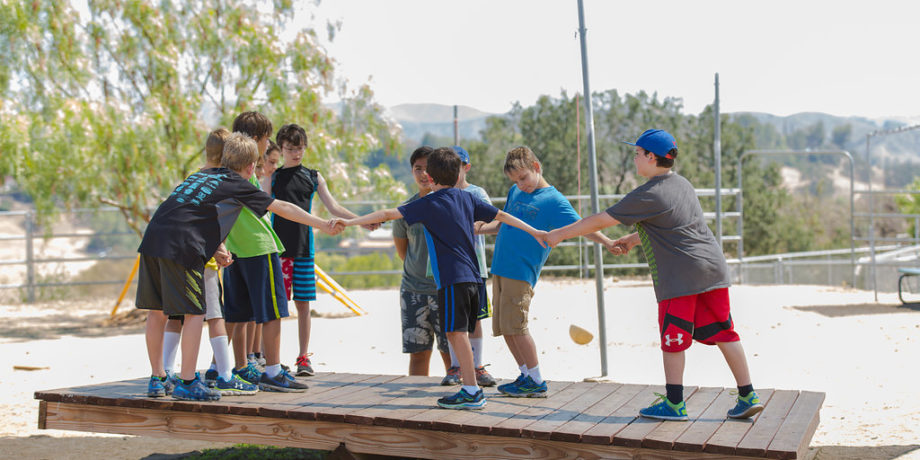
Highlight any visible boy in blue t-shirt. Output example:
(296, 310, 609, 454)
(334, 147, 547, 410)
(477, 146, 615, 398)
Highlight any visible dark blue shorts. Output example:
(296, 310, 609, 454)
(222, 253, 289, 324)
(438, 282, 479, 333)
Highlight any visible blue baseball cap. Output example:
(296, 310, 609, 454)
(453, 145, 470, 164)
(622, 129, 677, 159)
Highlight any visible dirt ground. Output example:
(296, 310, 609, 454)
(2, 279, 919, 459)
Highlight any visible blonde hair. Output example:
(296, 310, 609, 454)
(205, 128, 230, 165)
(503, 146, 542, 174)
(221, 132, 259, 172)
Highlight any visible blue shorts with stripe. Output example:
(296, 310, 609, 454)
(222, 253, 289, 324)
(438, 282, 479, 334)
(281, 256, 317, 302)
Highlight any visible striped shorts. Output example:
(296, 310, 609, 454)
(281, 256, 317, 302)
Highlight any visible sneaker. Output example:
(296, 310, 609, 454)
(204, 369, 219, 387)
(437, 388, 486, 410)
(440, 366, 462, 386)
(281, 363, 291, 373)
(638, 393, 688, 421)
(164, 370, 179, 394)
(216, 374, 259, 396)
(255, 353, 267, 367)
(295, 354, 315, 377)
(475, 365, 497, 387)
(233, 362, 263, 385)
(260, 368, 309, 392)
(147, 375, 169, 397)
(497, 373, 527, 395)
(172, 376, 221, 401)
(247, 355, 264, 372)
(499, 375, 548, 398)
(727, 391, 764, 419)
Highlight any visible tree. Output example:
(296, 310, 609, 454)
(0, 0, 403, 235)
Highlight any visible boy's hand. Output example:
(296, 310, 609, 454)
(532, 230, 549, 248)
(214, 243, 233, 267)
(605, 240, 629, 255)
(325, 218, 346, 235)
(473, 221, 485, 234)
(361, 222, 381, 231)
(545, 229, 564, 248)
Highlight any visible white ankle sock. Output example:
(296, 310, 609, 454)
(265, 363, 282, 378)
(528, 365, 543, 384)
(162, 331, 180, 373)
(470, 337, 483, 368)
(519, 364, 529, 377)
(462, 384, 480, 395)
(210, 335, 232, 381)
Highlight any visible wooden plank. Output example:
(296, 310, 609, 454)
(41, 401, 768, 460)
(613, 386, 699, 448)
(520, 382, 613, 440)
(673, 388, 742, 452)
(581, 385, 661, 445)
(313, 374, 405, 423)
(489, 381, 594, 438)
(765, 391, 825, 460)
(372, 378, 456, 429)
(550, 383, 646, 443)
(704, 389, 775, 455)
(447, 382, 575, 435)
(643, 387, 722, 450)
(735, 390, 799, 457)
(259, 373, 380, 420)
(343, 375, 438, 425)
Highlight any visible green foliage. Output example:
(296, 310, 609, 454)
(0, 0, 403, 235)
(192, 444, 327, 459)
(315, 251, 401, 289)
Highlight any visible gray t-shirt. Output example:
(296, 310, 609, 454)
(392, 193, 438, 295)
(606, 172, 730, 302)
(463, 183, 491, 279)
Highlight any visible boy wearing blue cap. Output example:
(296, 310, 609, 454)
(545, 129, 763, 421)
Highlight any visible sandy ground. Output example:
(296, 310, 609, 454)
(2, 279, 920, 459)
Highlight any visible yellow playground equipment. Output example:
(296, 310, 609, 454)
(111, 255, 366, 317)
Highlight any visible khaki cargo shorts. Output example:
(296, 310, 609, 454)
(491, 275, 534, 336)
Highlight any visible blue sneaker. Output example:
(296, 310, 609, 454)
(499, 375, 548, 398)
(147, 375, 169, 397)
(233, 362, 262, 385)
(204, 368, 219, 387)
(259, 368, 308, 392)
(497, 373, 527, 394)
(216, 374, 259, 396)
(437, 388, 486, 410)
(172, 376, 221, 401)
(639, 393, 688, 421)
(727, 391, 764, 419)
(165, 371, 179, 392)
(440, 366, 461, 385)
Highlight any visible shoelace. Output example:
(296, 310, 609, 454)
(296, 353, 313, 366)
(475, 364, 491, 374)
(647, 392, 669, 407)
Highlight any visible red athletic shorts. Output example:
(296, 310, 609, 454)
(658, 287, 740, 352)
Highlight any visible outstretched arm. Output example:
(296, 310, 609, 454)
(335, 208, 403, 229)
(546, 212, 620, 247)
(493, 211, 547, 247)
(268, 200, 342, 235)
(316, 173, 380, 230)
(475, 220, 501, 235)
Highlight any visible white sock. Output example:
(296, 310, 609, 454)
(210, 335, 233, 381)
(162, 331, 180, 373)
(462, 384, 480, 395)
(208, 362, 217, 371)
(528, 365, 544, 384)
(519, 364, 529, 377)
(265, 363, 282, 378)
(470, 337, 484, 368)
(448, 343, 459, 368)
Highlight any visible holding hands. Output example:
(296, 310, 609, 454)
(606, 233, 639, 256)
(214, 242, 234, 267)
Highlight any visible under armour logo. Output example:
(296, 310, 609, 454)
(664, 333, 684, 346)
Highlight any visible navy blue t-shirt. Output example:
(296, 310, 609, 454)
(398, 188, 499, 289)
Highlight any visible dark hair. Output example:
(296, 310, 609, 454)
(276, 123, 308, 149)
(655, 148, 678, 168)
(265, 140, 281, 158)
(205, 128, 230, 165)
(232, 111, 273, 140)
(426, 147, 461, 186)
(503, 146, 542, 174)
(409, 146, 434, 166)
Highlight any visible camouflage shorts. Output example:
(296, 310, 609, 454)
(400, 288, 449, 354)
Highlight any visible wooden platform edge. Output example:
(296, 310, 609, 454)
(39, 401, 768, 460)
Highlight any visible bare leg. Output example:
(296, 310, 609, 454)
(438, 351, 451, 372)
(261, 319, 281, 367)
(296, 300, 311, 357)
(717, 341, 753, 386)
(178, 314, 205, 381)
(145, 310, 168, 376)
(254, 323, 263, 355)
(503, 335, 525, 367)
(246, 320, 256, 357)
(470, 320, 483, 338)
(409, 350, 432, 376)
(506, 334, 539, 368)
(662, 351, 686, 385)
(231, 322, 248, 370)
(445, 332, 475, 386)
(207, 318, 227, 339)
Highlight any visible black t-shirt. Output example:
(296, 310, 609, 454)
(271, 165, 318, 258)
(138, 168, 274, 269)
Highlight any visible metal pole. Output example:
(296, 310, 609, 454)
(25, 210, 35, 303)
(577, 0, 607, 378)
(867, 135, 876, 299)
(453, 105, 459, 146)
(714, 73, 723, 247)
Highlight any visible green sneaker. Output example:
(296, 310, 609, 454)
(639, 393, 688, 421)
(727, 391, 764, 419)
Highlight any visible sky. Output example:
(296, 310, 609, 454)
(307, 0, 920, 120)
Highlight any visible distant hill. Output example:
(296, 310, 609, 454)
(387, 103, 498, 143)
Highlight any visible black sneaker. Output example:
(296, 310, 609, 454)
(259, 369, 309, 392)
(204, 368, 219, 387)
(295, 355, 314, 376)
